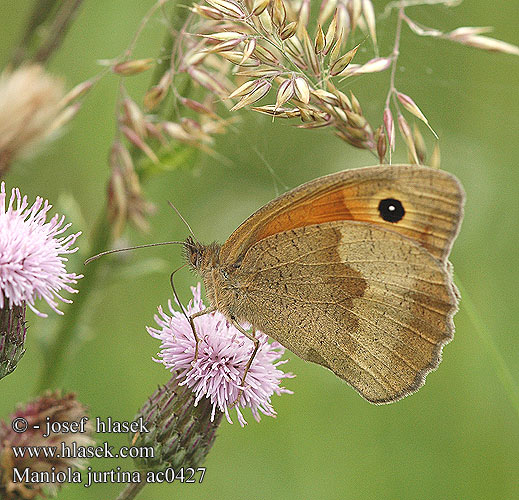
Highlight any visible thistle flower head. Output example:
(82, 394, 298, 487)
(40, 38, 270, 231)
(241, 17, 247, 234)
(0, 65, 64, 174)
(148, 284, 293, 427)
(0, 182, 82, 317)
(0, 392, 93, 499)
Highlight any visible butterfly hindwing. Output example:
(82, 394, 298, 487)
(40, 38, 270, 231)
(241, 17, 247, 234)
(230, 221, 458, 403)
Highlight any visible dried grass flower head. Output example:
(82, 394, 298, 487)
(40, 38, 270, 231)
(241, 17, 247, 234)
(177, 0, 387, 152)
(0, 182, 82, 317)
(0, 65, 65, 174)
(168, 0, 518, 163)
(0, 392, 94, 500)
(148, 283, 294, 426)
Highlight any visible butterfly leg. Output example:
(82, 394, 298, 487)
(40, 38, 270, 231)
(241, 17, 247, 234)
(230, 319, 260, 408)
(189, 306, 216, 362)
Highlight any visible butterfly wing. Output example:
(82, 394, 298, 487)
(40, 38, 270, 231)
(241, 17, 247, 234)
(220, 164, 464, 265)
(231, 221, 459, 403)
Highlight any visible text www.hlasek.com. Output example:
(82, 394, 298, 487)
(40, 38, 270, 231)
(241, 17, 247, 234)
(12, 441, 153, 460)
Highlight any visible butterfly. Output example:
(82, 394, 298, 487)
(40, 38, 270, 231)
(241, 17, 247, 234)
(180, 164, 465, 404)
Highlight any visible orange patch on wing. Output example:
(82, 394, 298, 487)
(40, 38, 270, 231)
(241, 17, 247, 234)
(255, 188, 354, 241)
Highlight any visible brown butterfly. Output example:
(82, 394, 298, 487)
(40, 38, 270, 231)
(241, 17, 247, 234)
(182, 164, 465, 404)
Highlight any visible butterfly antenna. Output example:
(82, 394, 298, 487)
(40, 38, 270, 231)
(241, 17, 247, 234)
(167, 201, 198, 243)
(84, 241, 185, 265)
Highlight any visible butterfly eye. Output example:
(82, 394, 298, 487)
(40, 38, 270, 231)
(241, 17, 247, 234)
(188, 247, 200, 268)
(378, 198, 405, 223)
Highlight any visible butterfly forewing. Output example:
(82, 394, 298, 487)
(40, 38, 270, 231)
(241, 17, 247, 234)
(220, 165, 464, 265)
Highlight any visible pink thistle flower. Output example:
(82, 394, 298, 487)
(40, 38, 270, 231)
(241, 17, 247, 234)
(0, 182, 82, 317)
(148, 283, 294, 427)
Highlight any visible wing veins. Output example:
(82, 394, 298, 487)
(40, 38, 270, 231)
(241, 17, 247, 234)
(245, 287, 440, 345)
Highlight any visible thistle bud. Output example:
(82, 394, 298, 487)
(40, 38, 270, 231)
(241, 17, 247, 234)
(0, 304, 26, 380)
(0, 392, 93, 499)
(130, 375, 223, 472)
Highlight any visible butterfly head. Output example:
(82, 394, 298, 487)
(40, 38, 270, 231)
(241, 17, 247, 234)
(183, 236, 221, 274)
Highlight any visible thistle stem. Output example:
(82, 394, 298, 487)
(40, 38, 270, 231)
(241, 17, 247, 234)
(115, 479, 147, 500)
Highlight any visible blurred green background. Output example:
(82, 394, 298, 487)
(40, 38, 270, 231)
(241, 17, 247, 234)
(1, 1, 518, 499)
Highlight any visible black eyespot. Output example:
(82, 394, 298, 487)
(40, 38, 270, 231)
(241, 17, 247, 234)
(378, 198, 405, 223)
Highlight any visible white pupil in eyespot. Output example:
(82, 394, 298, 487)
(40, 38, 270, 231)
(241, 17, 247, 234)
(388, 205, 395, 211)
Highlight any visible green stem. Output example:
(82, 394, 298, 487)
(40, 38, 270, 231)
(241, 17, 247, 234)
(33, 0, 85, 64)
(157, 1, 192, 122)
(115, 479, 146, 500)
(10, 0, 84, 67)
(456, 276, 519, 419)
(150, 28, 174, 89)
(129, 0, 189, 162)
(36, 211, 112, 393)
(10, 0, 60, 66)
